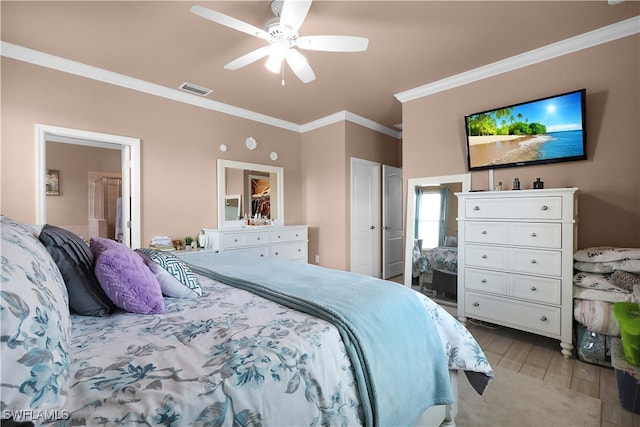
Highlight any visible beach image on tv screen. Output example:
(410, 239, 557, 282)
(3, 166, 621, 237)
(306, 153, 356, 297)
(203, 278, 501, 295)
(466, 91, 584, 169)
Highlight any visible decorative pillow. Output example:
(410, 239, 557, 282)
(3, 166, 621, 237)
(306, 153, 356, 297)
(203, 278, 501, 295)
(573, 272, 629, 293)
(135, 248, 202, 298)
(611, 270, 640, 291)
(574, 246, 640, 262)
(38, 225, 114, 316)
(94, 248, 165, 314)
(574, 259, 640, 274)
(90, 236, 125, 260)
(0, 215, 71, 411)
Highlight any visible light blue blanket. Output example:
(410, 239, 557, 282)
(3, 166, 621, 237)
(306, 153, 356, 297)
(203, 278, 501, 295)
(183, 251, 453, 427)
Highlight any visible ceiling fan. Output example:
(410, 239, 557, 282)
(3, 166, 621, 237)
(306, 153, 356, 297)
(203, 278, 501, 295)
(191, 0, 368, 84)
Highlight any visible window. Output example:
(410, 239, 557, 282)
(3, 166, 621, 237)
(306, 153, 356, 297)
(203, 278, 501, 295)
(416, 190, 441, 248)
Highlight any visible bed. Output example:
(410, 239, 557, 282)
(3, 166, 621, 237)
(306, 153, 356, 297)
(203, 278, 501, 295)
(413, 244, 458, 294)
(1, 215, 493, 427)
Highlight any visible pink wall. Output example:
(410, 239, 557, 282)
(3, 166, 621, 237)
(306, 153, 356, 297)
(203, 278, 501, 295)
(1, 58, 303, 247)
(402, 35, 640, 248)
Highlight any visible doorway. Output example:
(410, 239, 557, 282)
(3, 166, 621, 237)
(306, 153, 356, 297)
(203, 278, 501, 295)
(35, 124, 141, 248)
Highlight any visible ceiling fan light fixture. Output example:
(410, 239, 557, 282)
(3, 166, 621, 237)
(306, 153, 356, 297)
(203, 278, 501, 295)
(265, 54, 282, 73)
(286, 50, 308, 72)
(265, 41, 288, 73)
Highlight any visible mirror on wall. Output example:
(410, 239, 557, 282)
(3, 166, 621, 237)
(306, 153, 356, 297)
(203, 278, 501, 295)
(224, 194, 241, 221)
(403, 173, 471, 288)
(217, 159, 284, 228)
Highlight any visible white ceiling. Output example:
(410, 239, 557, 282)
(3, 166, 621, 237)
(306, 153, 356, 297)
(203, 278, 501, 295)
(2, 1, 639, 132)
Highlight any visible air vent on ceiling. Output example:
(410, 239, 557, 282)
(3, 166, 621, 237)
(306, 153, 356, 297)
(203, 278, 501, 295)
(179, 82, 213, 96)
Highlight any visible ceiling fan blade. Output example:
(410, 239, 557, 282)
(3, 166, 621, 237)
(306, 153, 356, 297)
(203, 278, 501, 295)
(191, 4, 270, 41)
(285, 49, 316, 83)
(297, 35, 369, 52)
(224, 46, 272, 70)
(279, 0, 312, 32)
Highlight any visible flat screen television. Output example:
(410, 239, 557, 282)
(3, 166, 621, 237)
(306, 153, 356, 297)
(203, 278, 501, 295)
(465, 89, 586, 171)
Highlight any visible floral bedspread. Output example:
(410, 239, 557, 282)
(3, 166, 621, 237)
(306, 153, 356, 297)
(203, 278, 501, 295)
(55, 274, 491, 426)
(416, 246, 459, 276)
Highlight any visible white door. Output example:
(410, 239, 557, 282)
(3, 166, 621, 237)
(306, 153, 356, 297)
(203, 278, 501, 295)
(382, 165, 403, 279)
(350, 158, 381, 277)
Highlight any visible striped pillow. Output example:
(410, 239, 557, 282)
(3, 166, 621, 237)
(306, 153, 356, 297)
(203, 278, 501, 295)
(135, 248, 202, 298)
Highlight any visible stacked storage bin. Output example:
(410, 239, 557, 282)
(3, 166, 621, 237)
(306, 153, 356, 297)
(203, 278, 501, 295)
(573, 247, 640, 367)
(612, 304, 640, 413)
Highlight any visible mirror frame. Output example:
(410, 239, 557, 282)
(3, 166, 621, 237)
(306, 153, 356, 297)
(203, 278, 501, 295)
(403, 173, 471, 287)
(217, 159, 284, 228)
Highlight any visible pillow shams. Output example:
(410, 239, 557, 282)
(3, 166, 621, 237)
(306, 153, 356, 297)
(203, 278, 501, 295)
(38, 224, 114, 316)
(1, 215, 71, 411)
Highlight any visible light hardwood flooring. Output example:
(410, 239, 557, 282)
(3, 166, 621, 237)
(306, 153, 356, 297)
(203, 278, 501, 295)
(397, 278, 640, 427)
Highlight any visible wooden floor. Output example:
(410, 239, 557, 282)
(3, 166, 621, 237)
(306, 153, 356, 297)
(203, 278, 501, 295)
(463, 319, 639, 427)
(398, 277, 640, 427)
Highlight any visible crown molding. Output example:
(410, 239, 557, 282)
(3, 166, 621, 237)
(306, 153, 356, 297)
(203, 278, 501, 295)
(300, 110, 402, 139)
(1, 41, 301, 132)
(1, 41, 401, 138)
(395, 16, 640, 103)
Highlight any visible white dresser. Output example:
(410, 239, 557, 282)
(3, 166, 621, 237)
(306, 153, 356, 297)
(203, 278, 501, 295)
(202, 226, 309, 263)
(456, 188, 578, 358)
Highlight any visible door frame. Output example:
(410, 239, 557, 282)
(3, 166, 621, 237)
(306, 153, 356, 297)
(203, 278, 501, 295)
(35, 124, 141, 248)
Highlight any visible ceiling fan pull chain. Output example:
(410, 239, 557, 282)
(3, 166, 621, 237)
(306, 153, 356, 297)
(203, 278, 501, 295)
(281, 66, 285, 86)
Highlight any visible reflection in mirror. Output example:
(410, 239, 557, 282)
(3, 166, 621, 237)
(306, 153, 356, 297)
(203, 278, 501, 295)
(403, 174, 471, 289)
(217, 159, 284, 228)
(225, 194, 241, 221)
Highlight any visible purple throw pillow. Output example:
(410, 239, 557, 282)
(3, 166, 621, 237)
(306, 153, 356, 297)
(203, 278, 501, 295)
(94, 247, 165, 314)
(90, 236, 125, 260)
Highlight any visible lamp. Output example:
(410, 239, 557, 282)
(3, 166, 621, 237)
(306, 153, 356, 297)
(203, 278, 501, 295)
(264, 41, 288, 74)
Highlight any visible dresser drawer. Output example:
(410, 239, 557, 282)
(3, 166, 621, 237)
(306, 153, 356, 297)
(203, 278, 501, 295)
(509, 274, 561, 305)
(465, 196, 562, 220)
(270, 242, 307, 261)
(465, 222, 507, 244)
(509, 248, 562, 276)
(465, 268, 507, 295)
(509, 223, 561, 248)
(223, 231, 268, 248)
(465, 244, 508, 269)
(227, 246, 268, 259)
(464, 292, 561, 335)
(270, 227, 307, 244)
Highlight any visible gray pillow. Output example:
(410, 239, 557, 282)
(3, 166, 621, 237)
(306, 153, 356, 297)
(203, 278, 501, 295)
(39, 225, 114, 316)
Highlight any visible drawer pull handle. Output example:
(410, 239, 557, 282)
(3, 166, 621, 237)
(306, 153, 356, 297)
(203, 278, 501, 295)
(531, 259, 537, 264)
(274, 252, 279, 256)
(260, 254, 264, 257)
(277, 235, 281, 238)
(257, 237, 261, 240)
(481, 254, 488, 259)
(531, 286, 537, 291)
(234, 239, 238, 242)
(296, 234, 299, 237)
(473, 206, 480, 211)
(481, 279, 487, 283)
(531, 232, 537, 237)
(540, 316, 548, 322)
(481, 230, 487, 235)
(473, 302, 480, 307)
(541, 205, 549, 211)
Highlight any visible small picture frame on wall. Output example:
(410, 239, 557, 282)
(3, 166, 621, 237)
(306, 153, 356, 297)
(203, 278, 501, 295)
(46, 169, 60, 196)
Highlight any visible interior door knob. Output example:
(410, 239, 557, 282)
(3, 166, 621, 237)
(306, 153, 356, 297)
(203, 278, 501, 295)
(370, 225, 376, 229)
